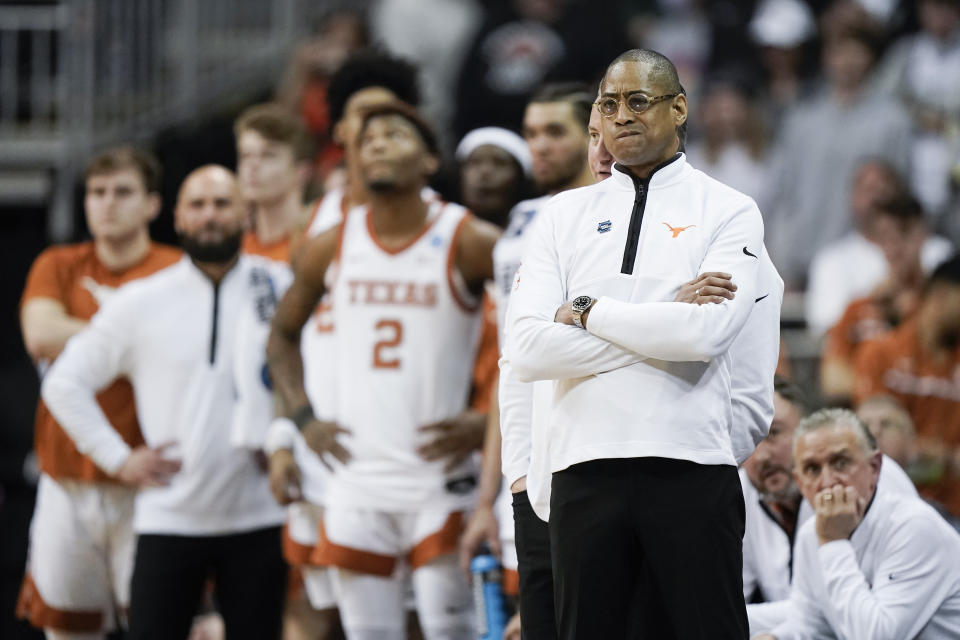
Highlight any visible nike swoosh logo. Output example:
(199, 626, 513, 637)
(755, 294, 769, 303)
(743, 246, 758, 259)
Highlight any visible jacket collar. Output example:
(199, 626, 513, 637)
(180, 253, 244, 287)
(610, 152, 687, 192)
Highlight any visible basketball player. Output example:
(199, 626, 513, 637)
(235, 102, 313, 261)
(265, 50, 424, 638)
(234, 99, 351, 640)
(267, 102, 499, 639)
(16, 148, 180, 640)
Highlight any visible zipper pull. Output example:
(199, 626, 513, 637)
(635, 183, 645, 204)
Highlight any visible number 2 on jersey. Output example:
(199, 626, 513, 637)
(373, 319, 403, 369)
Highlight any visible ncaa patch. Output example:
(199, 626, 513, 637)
(597, 220, 612, 233)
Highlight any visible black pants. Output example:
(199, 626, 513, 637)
(550, 458, 747, 640)
(128, 526, 287, 640)
(512, 490, 557, 640)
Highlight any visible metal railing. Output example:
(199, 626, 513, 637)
(0, 0, 326, 239)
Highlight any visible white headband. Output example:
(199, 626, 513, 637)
(456, 127, 532, 177)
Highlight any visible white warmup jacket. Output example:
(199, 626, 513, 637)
(503, 154, 775, 475)
(767, 488, 960, 640)
(42, 256, 287, 536)
(743, 457, 918, 613)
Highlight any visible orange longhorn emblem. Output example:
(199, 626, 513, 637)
(663, 222, 695, 238)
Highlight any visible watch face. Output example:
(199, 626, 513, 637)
(573, 295, 592, 310)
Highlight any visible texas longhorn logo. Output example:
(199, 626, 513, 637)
(663, 222, 695, 238)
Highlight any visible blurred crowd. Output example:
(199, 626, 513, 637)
(5, 0, 960, 638)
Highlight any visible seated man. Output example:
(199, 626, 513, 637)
(752, 408, 960, 640)
(821, 193, 932, 403)
(744, 381, 917, 631)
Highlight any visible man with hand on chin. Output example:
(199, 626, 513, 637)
(753, 409, 960, 640)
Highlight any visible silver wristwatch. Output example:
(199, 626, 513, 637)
(571, 295, 596, 329)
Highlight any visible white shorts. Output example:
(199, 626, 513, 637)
(283, 502, 336, 610)
(317, 507, 464, 576)
(17, 474, 135, 634)
(320, 508, 473, 635)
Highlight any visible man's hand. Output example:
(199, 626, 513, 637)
(117, 442, 182, 487)
(302, 419, 351, 469)
(417, 410, 485, 471)
(674, 272, 736, 305)
(458, 504, 502, 574)
(504, 612, 522, 640)
(268, 448, 302, 505)
(553, 301, 593, 328)
(510, 476, 527, 493)
(815, 484, 865, 545)
(555, 301, 576, 326)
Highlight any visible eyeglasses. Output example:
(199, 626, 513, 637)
(596, 93, 678, 118)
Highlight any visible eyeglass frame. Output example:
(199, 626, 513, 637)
(595, 92, 680, 118)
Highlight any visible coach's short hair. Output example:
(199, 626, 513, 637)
(794, 408, 877, 455)
(529, 82, 595, 130)
(85, 147, 161, 194)
(234, 103, 313, 163)
(604, 49, 683, 95)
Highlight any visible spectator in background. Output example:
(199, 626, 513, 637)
(234, 103, 313, 261)
(858, 394, 960, 531)
(455, 127, 531, 228)
(857, 394, 917, 471)
(877, 0, 960, 224)
(805, 160, 953, 336)
(453, 0, 627, 139)
(748, 0, 818, 130)
(627, 0, 712, 101)
(686, 77, 772, 209)
(820, 193, 937, 402)
(370, 0, 482, 153)
(854, 255, 960, 516)
(765, 22, 913, 289)
(275, 9, 369, 186)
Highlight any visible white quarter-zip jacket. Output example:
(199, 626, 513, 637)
(503, 154, 771, 473)
(500, 243, 781, 522)
(769, 488, 960, 640)
(42, 256, 287, 536)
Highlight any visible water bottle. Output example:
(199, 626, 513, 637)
(470, 552, 508, 640)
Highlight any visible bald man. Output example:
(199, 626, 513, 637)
(42, 165, 290, 640)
